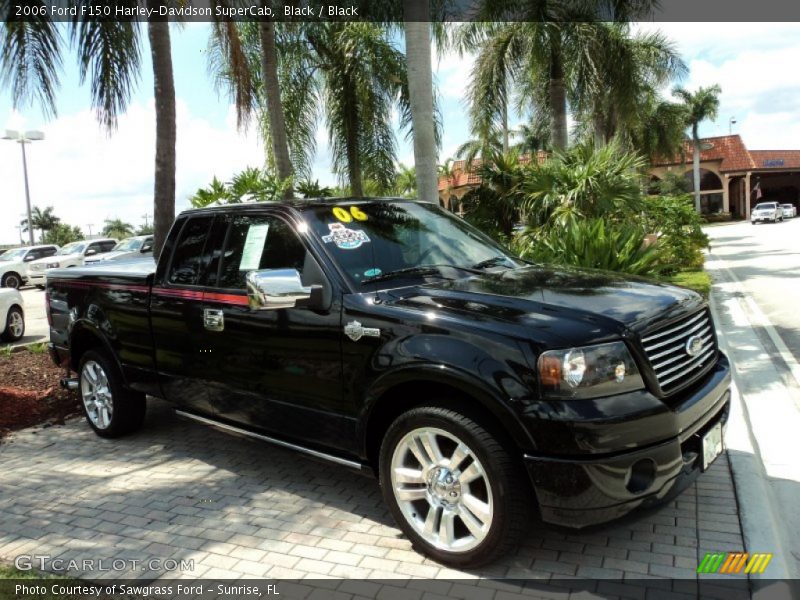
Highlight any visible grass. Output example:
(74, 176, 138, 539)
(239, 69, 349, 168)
(27, 342, 49, 355)
(665, 269, 712, 298)
(0, 564, 39, 578)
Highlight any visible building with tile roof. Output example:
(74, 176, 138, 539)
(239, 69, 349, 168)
(438, 136, 800, 219)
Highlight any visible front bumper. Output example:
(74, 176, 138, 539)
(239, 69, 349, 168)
(524, 354, 731, 528)
(752, 214, 777, 222)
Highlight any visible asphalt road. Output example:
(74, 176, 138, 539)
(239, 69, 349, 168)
(706, 217, 800, 362)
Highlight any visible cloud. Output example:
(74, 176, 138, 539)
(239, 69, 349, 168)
(0, 99, 263, 245)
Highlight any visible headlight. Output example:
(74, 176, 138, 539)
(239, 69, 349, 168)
(537, 341, 644, 399)
(46, 262, 60, 269)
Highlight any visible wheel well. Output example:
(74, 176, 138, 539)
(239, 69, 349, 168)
(364, 380, 523, 475)
(9, 304, 23, 315)
(69, 328, 104, 372)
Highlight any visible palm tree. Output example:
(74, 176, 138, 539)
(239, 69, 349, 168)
(572, 24, 686, 147)
(395, 164, 417, 199)
(211, 23, 410, 196)
(146, 12, 176, 257)
(459, 19, 592, 152)
(521, 140, 647, 230)
(102, 218, 135, 239)
(296, 179, 334, 198)
(673, 84, 722, 211)
(1, 15, 177, 257)
(20, 206, 60, 243)
(403, 2, 438, 203)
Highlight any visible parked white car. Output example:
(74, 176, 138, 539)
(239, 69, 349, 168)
(26, 239, 117, 287)
(780, 203, 797, 218)
(751, 202, 784, 224)
(0, 245, 59, 289)
(84, 235, 153, 264)
(0, 288, 24, 343)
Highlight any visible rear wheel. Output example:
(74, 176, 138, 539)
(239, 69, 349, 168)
(79, 350, 146, 438)
(379, 405, 531, 568)
(1, 306, 24, 342)
(1, 272, 21, 289)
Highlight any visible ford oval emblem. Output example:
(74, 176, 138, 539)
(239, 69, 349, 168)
(685, 335, 704, 357)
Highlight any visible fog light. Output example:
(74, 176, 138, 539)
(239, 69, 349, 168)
(626, 458, 656, 494)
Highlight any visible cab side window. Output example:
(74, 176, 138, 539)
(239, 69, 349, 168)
(99, 241, 117, 253)
(216, 215, 306, 290)
(41, 247, 57, 258)
(168, 217, 214, 285)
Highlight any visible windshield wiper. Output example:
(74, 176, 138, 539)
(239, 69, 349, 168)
(471, 256, 513, 270)
(361, 266, 444, 285)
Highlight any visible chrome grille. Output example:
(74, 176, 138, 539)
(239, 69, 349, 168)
(641, 309, 717, 395)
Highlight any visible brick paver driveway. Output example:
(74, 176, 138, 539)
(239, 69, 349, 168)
(0, 400, 747, 593)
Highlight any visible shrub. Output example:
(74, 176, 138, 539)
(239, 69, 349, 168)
(642, 194, 709, 273)
(512, 218, 665, 277)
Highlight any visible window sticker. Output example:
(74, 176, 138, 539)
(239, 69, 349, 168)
(349, 206, 368, 221)
(321, 222, 370, 250)
(332, 206, 353, 223)
(239, 223, 269, 270)
(364, 268, 382, 277)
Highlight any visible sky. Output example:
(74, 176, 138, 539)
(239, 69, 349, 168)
(2, 22, 800, 244)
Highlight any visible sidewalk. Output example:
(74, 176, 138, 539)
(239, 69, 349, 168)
(706, 253, 800, 581)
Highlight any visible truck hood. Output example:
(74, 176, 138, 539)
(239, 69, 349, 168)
(385, 264, 702, 343)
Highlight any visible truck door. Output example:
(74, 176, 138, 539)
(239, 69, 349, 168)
(196, 211, 353, 454)
(149, 215, 217, 415)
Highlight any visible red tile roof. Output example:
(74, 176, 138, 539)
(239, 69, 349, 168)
(652, 135, 755, 172)
(748, 150, 800, 170)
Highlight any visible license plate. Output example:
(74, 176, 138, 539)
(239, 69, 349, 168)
(702, 422, 724, 471)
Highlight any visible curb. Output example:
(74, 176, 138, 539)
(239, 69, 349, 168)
(708, 277, 794, 581)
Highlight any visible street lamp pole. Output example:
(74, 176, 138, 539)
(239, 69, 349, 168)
(3, 129, 45, 246)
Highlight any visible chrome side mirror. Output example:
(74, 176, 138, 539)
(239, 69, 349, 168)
(246, 268, 319, 310)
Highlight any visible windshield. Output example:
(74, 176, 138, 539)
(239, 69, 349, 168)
(113, 238, 143, 252)
(57, 242, 86, 256)
(0, 248, 28, 261)
(755, 203, 777, 210)
(303, 201, 519, 287)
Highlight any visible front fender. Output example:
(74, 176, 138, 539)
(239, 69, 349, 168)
(358, 361, 538, 457)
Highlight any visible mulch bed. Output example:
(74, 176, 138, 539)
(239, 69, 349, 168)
(0, 349, 82, 439)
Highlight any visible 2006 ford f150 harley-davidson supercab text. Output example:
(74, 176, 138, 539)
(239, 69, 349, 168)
(47, 198, 730, 567)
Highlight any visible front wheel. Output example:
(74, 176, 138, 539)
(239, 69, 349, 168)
(1, 273, 21, 289)
(1, 306, 24, 342)
(79, 350, 146, 438)
(379, 405, 531, 568)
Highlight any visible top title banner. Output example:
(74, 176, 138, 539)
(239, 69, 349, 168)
(3, 0, 800, 22)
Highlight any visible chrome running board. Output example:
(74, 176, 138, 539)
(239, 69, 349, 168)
(175, 410, 364, 470)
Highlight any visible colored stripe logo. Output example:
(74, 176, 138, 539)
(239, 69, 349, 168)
(697, 552, 773, 574)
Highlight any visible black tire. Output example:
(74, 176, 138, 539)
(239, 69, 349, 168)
(35, 285, 45, 290)
(1, 306, 24, 342)
(379, 405, 531, 568)
(78, 349, 146, 438)
(1, 272, 22, 289)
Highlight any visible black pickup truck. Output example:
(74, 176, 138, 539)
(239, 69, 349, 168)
(47, 198, 730, 567)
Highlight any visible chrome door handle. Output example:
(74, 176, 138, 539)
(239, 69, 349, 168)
(203, 308, 224, 332)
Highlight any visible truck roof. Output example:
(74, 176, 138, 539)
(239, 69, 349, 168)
(178, 196, 428, 217)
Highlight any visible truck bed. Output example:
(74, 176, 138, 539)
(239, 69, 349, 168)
(47, 258, 157, 388)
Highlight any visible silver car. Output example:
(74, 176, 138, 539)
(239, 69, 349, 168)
(780, 203, 797, 218)
(751, 202, 784, 224)
(84, 235, 153, 264)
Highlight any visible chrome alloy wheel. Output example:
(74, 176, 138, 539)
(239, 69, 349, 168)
(80, 360, 114, 430)
(390, 427, 493, 552)
(8, 310, 23, 338)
